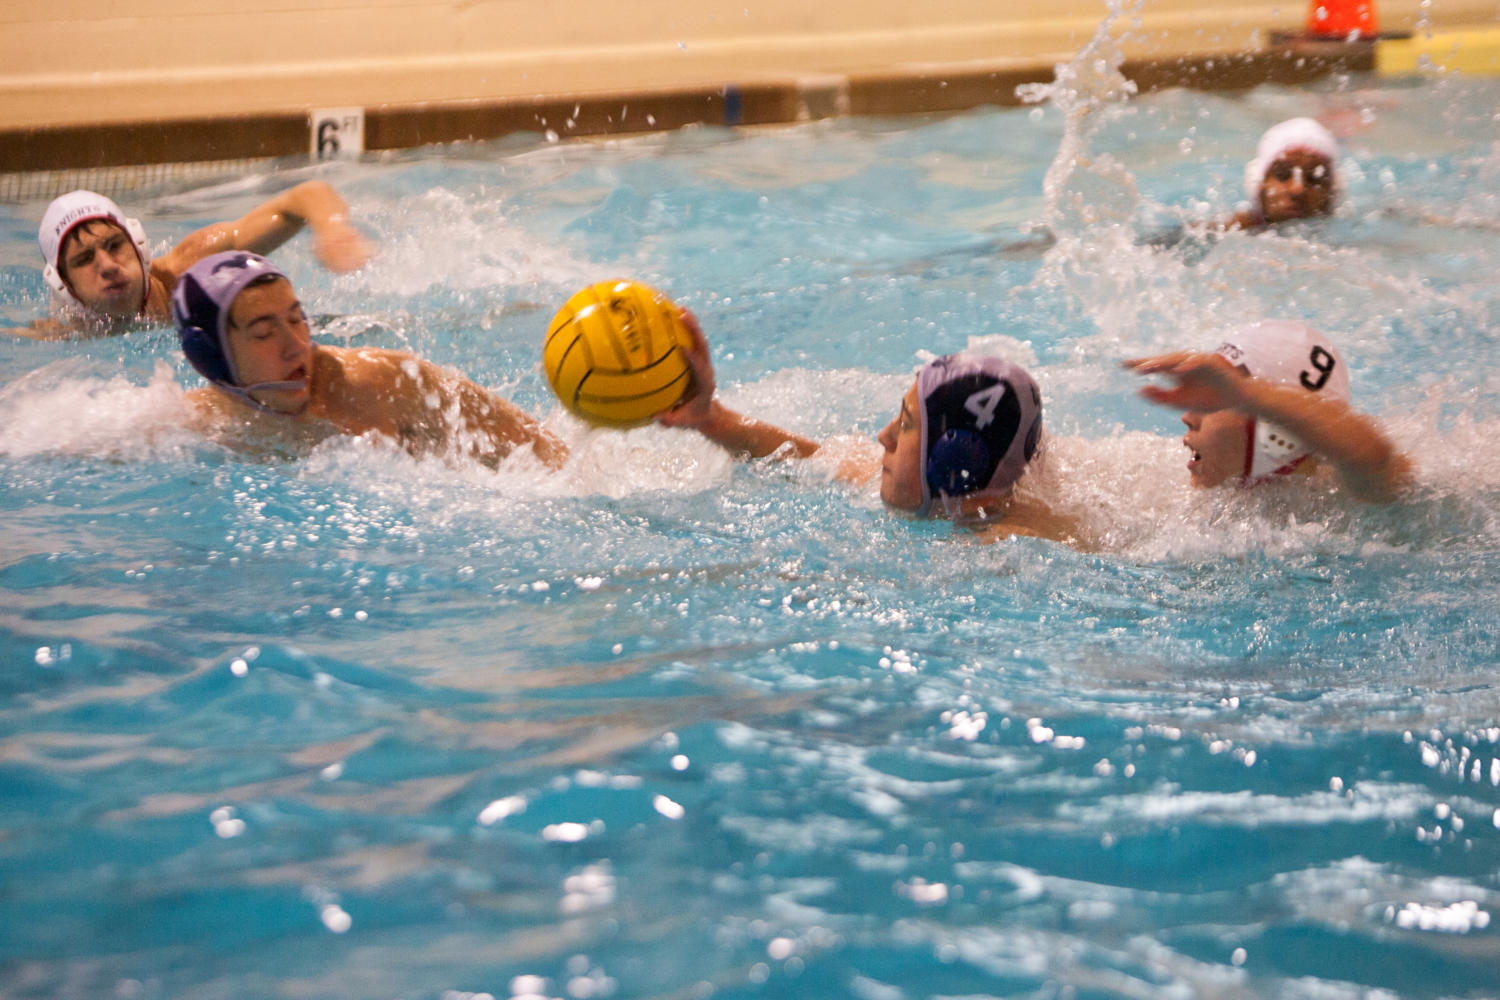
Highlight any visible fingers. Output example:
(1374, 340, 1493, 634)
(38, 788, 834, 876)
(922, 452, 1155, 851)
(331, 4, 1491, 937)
(1137, 385, 1182, 406)
(1122, 351, 1197, 375)
(317, 226, 374, 273)
(658, 308, 715, 427)
(678, 307, 704, 342)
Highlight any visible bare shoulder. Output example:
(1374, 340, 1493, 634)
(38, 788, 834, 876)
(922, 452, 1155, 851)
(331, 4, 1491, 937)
(313, 345, 435, 424)
(970, 492, 1091, 550)
(322, 345, 425, 384)
(151, 236, 209, 289)
(181, 385, 238, 430)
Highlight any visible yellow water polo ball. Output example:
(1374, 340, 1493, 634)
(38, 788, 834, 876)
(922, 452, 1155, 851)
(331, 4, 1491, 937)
(543, 279, 694, 428)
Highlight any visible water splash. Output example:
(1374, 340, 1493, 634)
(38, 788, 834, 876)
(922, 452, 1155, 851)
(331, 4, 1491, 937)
(0, 359, 203, 460)
(1017, 0, 1141, 238)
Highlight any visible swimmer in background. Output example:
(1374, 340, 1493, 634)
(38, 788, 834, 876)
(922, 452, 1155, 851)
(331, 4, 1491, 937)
(657, 313, 1086, 545)
(172, 251, 566, 470)
(1125, 320, 1412, 503)
(1139, 117, 1339, 252)
(14, 181, 371, 340)
(1229, 117, 1340, 229)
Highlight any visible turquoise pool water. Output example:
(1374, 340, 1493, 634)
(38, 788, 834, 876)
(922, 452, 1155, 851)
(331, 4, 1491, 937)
(3, 54, 1500, 1000)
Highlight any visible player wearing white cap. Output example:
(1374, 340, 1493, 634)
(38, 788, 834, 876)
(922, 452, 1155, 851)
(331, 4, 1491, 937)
(1232, 117, 1341, 229)
(15, 181, 370, 339)
(1125, 320, 1412, 503)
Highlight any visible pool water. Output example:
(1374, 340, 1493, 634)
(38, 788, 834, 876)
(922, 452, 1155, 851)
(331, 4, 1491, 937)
(3, 41, 1500, 1000)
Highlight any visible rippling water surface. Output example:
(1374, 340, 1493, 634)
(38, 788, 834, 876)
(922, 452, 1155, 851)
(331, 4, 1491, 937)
(3, 42, 1500, 1000)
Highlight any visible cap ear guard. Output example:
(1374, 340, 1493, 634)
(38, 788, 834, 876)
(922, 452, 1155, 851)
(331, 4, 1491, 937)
(42, 262, 68, 297)
(1022, 413, 1042, 463)
(1246, 418, 1310, 480)
(926, 428, 994, 499)
(173, 268, 237, 386)
(123, 216, 151, 277)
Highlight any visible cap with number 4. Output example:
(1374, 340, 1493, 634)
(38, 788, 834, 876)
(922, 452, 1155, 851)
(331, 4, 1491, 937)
(918, 351, 1043, 513)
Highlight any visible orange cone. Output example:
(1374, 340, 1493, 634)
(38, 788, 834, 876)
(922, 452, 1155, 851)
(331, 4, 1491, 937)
(1306, 0, 1379, 38)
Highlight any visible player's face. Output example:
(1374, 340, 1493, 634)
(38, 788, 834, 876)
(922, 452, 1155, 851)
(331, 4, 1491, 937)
(1181, 407, 1251, 487)
(1260, 148, 1335, 223)
(876, 381, 925, 511)
(59, 221, 145, 317)
(226, 278, 314, 414)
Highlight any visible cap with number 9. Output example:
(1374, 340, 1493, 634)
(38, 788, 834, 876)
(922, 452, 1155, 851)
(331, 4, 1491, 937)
(1215, 319, 1349, 481)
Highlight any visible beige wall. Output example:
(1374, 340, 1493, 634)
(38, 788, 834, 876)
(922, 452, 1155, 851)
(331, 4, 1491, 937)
(4, 0, 1495, 130)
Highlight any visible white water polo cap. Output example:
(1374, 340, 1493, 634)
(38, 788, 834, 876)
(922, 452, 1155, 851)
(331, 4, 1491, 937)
(38, 190, 152, 309)
(917, 351, 1043, 514)
(1243, 117, 1341, 205)
(1215, 320, 1350, 482)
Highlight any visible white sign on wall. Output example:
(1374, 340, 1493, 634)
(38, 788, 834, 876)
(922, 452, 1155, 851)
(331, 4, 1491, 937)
(310, 107, 365, 161)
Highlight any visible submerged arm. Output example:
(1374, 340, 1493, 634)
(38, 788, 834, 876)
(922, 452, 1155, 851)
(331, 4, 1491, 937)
(444, 366, 569, 470)
(5, 317, 82, 341)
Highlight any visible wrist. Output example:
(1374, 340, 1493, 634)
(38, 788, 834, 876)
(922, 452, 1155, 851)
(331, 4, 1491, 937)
(698, 400, 739, 433)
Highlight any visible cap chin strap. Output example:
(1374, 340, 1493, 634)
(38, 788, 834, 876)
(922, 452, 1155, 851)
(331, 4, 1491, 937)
(211, 379, 309, 416)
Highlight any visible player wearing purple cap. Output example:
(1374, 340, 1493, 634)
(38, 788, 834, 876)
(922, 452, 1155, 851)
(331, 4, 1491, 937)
(172, 251, 566, 470)
(657, 312, 1082, 543)
(14, 181, 370, 339)
(1125, 320, 1412, 503)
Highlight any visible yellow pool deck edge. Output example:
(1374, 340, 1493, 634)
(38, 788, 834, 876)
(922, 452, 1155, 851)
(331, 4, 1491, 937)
(1376, 23, 1500, 73)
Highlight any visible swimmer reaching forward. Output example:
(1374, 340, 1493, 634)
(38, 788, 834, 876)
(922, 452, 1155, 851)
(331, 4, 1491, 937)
(14, 181, 371, 340)
(1126, 320, 1413, 503)
(171, 251, 566, 469)
(657, 313, 1087, 545)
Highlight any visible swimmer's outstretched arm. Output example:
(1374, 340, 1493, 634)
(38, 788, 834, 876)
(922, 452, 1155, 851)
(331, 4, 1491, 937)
(1125, 351, 1414, 503)
(657, 311, 820, 460)
(4, 317, 78, 340)
(362, 350, 567, 470)
(160, 181, 372, 277)
(437, 365, 569, 471)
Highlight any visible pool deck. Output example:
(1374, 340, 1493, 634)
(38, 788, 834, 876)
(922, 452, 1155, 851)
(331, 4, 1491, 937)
(2, 0, 1498, 192)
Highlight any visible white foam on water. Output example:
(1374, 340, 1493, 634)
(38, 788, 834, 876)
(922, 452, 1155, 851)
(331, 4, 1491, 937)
(0, 359, 204, 461)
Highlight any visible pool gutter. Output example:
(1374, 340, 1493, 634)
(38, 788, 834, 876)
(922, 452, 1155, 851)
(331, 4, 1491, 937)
(0, 41, 1383, 203)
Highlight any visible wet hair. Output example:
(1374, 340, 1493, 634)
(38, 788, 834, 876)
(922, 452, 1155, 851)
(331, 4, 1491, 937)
(59, 219, 126, 263)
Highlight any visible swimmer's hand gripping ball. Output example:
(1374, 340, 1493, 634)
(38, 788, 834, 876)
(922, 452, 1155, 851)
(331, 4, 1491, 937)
(543, 280, 694, 428)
